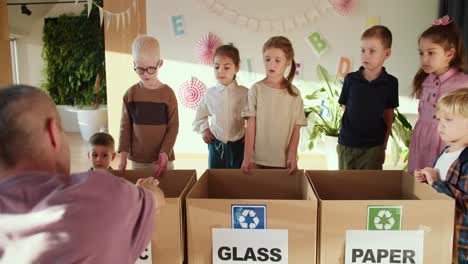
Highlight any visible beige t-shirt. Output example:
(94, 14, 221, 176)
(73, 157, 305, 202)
(242, 81, 307, 167)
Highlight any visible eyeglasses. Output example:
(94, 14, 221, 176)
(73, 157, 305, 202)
(134, 60, 160, 75)
(134, 66, 158, 75)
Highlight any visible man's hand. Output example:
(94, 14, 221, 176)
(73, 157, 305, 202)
(136, 177, 165, 213)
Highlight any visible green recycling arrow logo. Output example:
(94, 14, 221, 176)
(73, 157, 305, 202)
(367, 206, 402, 231)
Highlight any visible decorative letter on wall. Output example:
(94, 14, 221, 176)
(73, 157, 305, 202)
(365, 16, 380, 29)
(305, 32, 328, 57)
(337, 56, 352, 79)
(171, 15, 185, 37)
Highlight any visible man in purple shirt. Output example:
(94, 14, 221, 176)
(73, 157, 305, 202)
(0, 85, 165, 263)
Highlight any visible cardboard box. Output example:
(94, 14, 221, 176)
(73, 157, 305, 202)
(306, 170, 455, 264)
(186, 169, 318, 263)
(111, 169, 197, 264)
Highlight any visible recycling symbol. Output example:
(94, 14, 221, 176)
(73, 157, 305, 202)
(238, 209, 260, 229)
(373, 210, 396, 230)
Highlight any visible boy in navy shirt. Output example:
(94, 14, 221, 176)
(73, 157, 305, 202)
(338, 25, 399, 170)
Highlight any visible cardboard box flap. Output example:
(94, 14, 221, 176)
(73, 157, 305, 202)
(188, 169, 313, 200)
(401, 170, 452, 200)
(307, 170, 402, 200)
(111, 169, 196, 198)
(307, 170, 453, 201)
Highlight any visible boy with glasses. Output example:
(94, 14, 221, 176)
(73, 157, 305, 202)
(118, 35, 179, 177)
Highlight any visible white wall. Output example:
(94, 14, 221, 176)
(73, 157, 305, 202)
(148, 0, 438, 96)
(113, 0, 436, 154)
(8, 3, 84, 88)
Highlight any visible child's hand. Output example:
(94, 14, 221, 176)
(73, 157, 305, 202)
(202, 129, 214, 144)
(287, 155, 298, 175)
(421, 167, 439, 185)
(241, 159, 251, 174)
(414, 169, 427, 183)
(154, 152, 169, 177)
(136, 177, 165, 213)
(378, 147, 386, 165)
(118, 152, 128, 174)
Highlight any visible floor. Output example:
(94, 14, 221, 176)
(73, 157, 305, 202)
(69, 133, 404, 176)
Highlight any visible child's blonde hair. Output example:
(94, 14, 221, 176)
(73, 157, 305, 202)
(262, 36, 297, 96)
(436, 88, 468, 119)
(132, 35, 160, 61)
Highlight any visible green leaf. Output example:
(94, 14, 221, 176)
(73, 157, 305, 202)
(42, 3, 106, 107)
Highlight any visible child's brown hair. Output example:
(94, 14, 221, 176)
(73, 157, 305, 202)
(361, 25, 393, 49)
(214, 43, 240, 67)
(412, 22, 467, 98)
(263, 36, 297, 96)
(89, 132, 115, 151)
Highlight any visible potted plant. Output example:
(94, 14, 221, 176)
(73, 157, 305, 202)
(42, 1, 107, 141)
(304, 65, 413, 169)
(304, 65, 341, 169)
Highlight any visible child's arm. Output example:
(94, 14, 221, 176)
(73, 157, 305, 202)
(287, 125, 301, 174)
(242, 117, 256, 173)
(118, 93, 132, 173)
(192, 96, 213, 144)
(242, 117, 256, 171)
(383, 108, 394, 149)
(241, 85, 258, 173)
(426, 167, 468, 213)
(156, 91, 179, 176)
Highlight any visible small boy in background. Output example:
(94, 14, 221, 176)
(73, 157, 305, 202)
(118, 35, 179, 176)
(337, 25, 399, 170)
(89, 132, 116, 171)
(414, 88, 468, 262)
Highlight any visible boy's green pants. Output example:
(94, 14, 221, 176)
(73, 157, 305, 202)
(337, 144, 385, 170)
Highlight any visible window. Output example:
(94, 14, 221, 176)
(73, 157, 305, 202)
(9, 36, 19, 84)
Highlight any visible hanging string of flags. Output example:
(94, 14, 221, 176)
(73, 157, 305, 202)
(76, 0, 137, 31)
(198, 0, 334, 33)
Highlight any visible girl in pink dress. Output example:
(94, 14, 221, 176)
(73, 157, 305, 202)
(408, 16, 468, 173)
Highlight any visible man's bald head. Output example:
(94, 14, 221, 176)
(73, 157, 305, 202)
(0, 85, 68, 173)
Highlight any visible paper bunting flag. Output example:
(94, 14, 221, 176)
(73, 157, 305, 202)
(224, 9, 237, 23)
(247, 18, 259, 32)
(121, 12, 126, 28)
(306, 8, 320, 22)
(284, 18, 295, 32)
(294, 13, 308, 28)
(200, 0, 333, 33)
(272, 20, 284, 32)
(106, 12, 112, 31)
(116, 14, 120, 31)
(259, 20, 272, 32)
(87, 0, 92, 17)
(236, 15, 248, 27)
(127, 9, 131, 24)
(98, 7, 103, 26)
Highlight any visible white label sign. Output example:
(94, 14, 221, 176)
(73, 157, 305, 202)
(135, 243, 152, 264)
(345, 230, 424, 264)
(212, 228, 288, 263)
